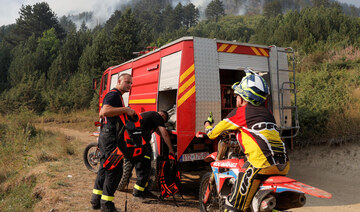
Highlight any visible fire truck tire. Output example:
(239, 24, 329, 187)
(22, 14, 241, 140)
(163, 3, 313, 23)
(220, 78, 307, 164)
(117, 158, 134, 191)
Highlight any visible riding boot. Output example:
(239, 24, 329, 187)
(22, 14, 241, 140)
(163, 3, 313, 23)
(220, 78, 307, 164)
(223, 197, 240, 212)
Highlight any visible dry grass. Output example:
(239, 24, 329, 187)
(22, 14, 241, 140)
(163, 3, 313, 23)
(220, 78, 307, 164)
(35, 109, 98, 132)
(326, 45, 360, 62)
(320, 86, 360, 143)
(0, 109, 96, 211)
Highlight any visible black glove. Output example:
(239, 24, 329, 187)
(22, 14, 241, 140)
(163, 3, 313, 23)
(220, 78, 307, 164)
(204, 112, 214, 125)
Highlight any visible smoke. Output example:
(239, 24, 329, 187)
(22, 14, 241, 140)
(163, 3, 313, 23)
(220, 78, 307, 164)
(2, 0, 358, 28)
(62, 0, 131, 29)
(0, 0, 131, 28)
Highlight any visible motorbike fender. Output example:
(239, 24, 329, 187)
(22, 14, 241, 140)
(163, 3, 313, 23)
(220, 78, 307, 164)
(204, 152, 217, 162)
(251, 189, 273, 212)
(262, 176, 332, 199)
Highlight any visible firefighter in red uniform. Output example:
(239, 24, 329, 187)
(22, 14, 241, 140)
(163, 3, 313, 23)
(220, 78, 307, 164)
(132, 110, 175, 200)
(204, 69, 290, 212)
(90, 73, 135, 212)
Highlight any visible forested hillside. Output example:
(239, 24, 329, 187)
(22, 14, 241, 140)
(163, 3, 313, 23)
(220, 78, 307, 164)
(0, 0, 359, 142)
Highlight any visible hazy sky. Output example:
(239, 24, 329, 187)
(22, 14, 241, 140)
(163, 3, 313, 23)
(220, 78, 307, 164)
(1, 0, 359, 26)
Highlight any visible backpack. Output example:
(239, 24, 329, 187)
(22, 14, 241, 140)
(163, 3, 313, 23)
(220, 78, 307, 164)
(117, 113, 148, 159)
(158, 154, 181, 201)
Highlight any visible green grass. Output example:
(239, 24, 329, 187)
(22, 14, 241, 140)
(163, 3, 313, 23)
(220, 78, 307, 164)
(0, 175, 39, 212)
(295, 47, 360, 144)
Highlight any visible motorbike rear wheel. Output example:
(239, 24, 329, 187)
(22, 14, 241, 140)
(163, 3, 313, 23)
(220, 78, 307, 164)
(117, 158, 134, 191)
(117, 156, 159, 192)
(199, 172, 221, 212)
(83, 142, 101, 173)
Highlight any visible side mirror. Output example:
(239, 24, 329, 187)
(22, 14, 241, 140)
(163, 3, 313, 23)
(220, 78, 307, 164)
(92, 78, 97, 90)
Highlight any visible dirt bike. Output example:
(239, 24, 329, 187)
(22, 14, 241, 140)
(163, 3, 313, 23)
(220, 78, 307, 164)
(83, 131, 134, 191)
(197, 132, 332, 212)
(83, 131, 101, 173)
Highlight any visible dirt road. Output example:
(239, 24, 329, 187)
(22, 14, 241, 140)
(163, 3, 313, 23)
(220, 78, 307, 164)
(34, 126, 360, 212)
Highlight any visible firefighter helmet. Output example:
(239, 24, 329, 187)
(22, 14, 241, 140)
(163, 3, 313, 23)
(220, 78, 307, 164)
(232, 69, 270, 106)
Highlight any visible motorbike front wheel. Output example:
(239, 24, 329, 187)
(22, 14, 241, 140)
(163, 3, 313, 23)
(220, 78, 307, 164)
(83, 142, 101, 173)
(199, 172, 221, 212)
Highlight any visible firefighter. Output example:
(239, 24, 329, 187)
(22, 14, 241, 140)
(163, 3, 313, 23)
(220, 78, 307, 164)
(90, 73, 135, 212)
(132, 110, 175, 201)
(204, 69, 289, 212)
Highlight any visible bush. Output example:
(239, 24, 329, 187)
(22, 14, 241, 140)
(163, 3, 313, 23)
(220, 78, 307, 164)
(296, 62, 360, 143)
(0, 74, 46, 115)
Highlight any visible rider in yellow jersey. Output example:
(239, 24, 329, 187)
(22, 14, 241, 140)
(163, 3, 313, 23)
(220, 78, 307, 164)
(204, 69, 290, 212)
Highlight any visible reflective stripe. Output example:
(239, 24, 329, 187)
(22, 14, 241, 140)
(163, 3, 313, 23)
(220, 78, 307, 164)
(93, 189, 102, 195)
(145, 182, 148, 187)
(101, 195, 114, 201)
(134, 184, 145, 191)
(177, 85, 195, 107)
(144, 155, 150, 159)
(179, 64, 194, 83)
(251, 47, 261, 56)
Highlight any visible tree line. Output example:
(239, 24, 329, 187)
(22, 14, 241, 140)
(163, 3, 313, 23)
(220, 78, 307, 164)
(0, 0, 359, 115)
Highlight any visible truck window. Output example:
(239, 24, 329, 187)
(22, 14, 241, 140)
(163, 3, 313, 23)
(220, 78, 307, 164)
(111, 69, 132, 106)
(110, 73, 119, 89)
(102, 73, 108, 93)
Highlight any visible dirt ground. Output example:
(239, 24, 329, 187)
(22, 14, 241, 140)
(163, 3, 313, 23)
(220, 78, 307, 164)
(33, 126, 360, 212)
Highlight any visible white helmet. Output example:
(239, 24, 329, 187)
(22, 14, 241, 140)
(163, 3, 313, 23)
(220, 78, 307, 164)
(232, 69, 270, 106)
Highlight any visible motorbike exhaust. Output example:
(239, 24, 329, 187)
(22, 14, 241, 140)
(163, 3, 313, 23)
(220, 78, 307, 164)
(276, 192, 306, 210)
(259, 194, 276, 212)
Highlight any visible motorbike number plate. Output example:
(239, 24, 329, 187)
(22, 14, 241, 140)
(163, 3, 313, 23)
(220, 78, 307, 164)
(180, 152, 209, 162)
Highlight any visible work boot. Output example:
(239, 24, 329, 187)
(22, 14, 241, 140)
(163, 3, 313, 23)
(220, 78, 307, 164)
(133, 188, 145, 202)
(132, 194, 146, 203)
(222, 197, 239, 212)
(90, 194, 101, 210)
(100, 200, 121, 212)
(143, 190, 158, 199)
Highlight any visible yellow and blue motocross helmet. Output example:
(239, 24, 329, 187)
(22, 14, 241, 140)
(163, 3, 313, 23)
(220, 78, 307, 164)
(231, 69, 270, 106)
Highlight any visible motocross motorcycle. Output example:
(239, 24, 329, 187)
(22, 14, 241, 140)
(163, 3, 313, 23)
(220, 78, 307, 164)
(198, 132, 332, 212)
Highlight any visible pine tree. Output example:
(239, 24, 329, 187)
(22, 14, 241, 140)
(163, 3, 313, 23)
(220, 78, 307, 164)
(263, 0, 283, 18)
(12, 2, 65, 44)
(107, 9, 140, 65)
(183, 3, 200, 29)
(205, 0, 225, 22)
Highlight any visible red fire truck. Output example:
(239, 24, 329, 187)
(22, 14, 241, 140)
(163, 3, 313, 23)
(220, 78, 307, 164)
(98, 36, 299, 164)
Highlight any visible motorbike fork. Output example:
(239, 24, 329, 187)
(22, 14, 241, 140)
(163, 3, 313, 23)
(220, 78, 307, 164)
(203, 173, 216, 204)
(203, 141, 228, 204)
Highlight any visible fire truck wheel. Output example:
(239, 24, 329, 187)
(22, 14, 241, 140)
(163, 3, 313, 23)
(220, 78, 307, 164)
(117, 158, 134, 191)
